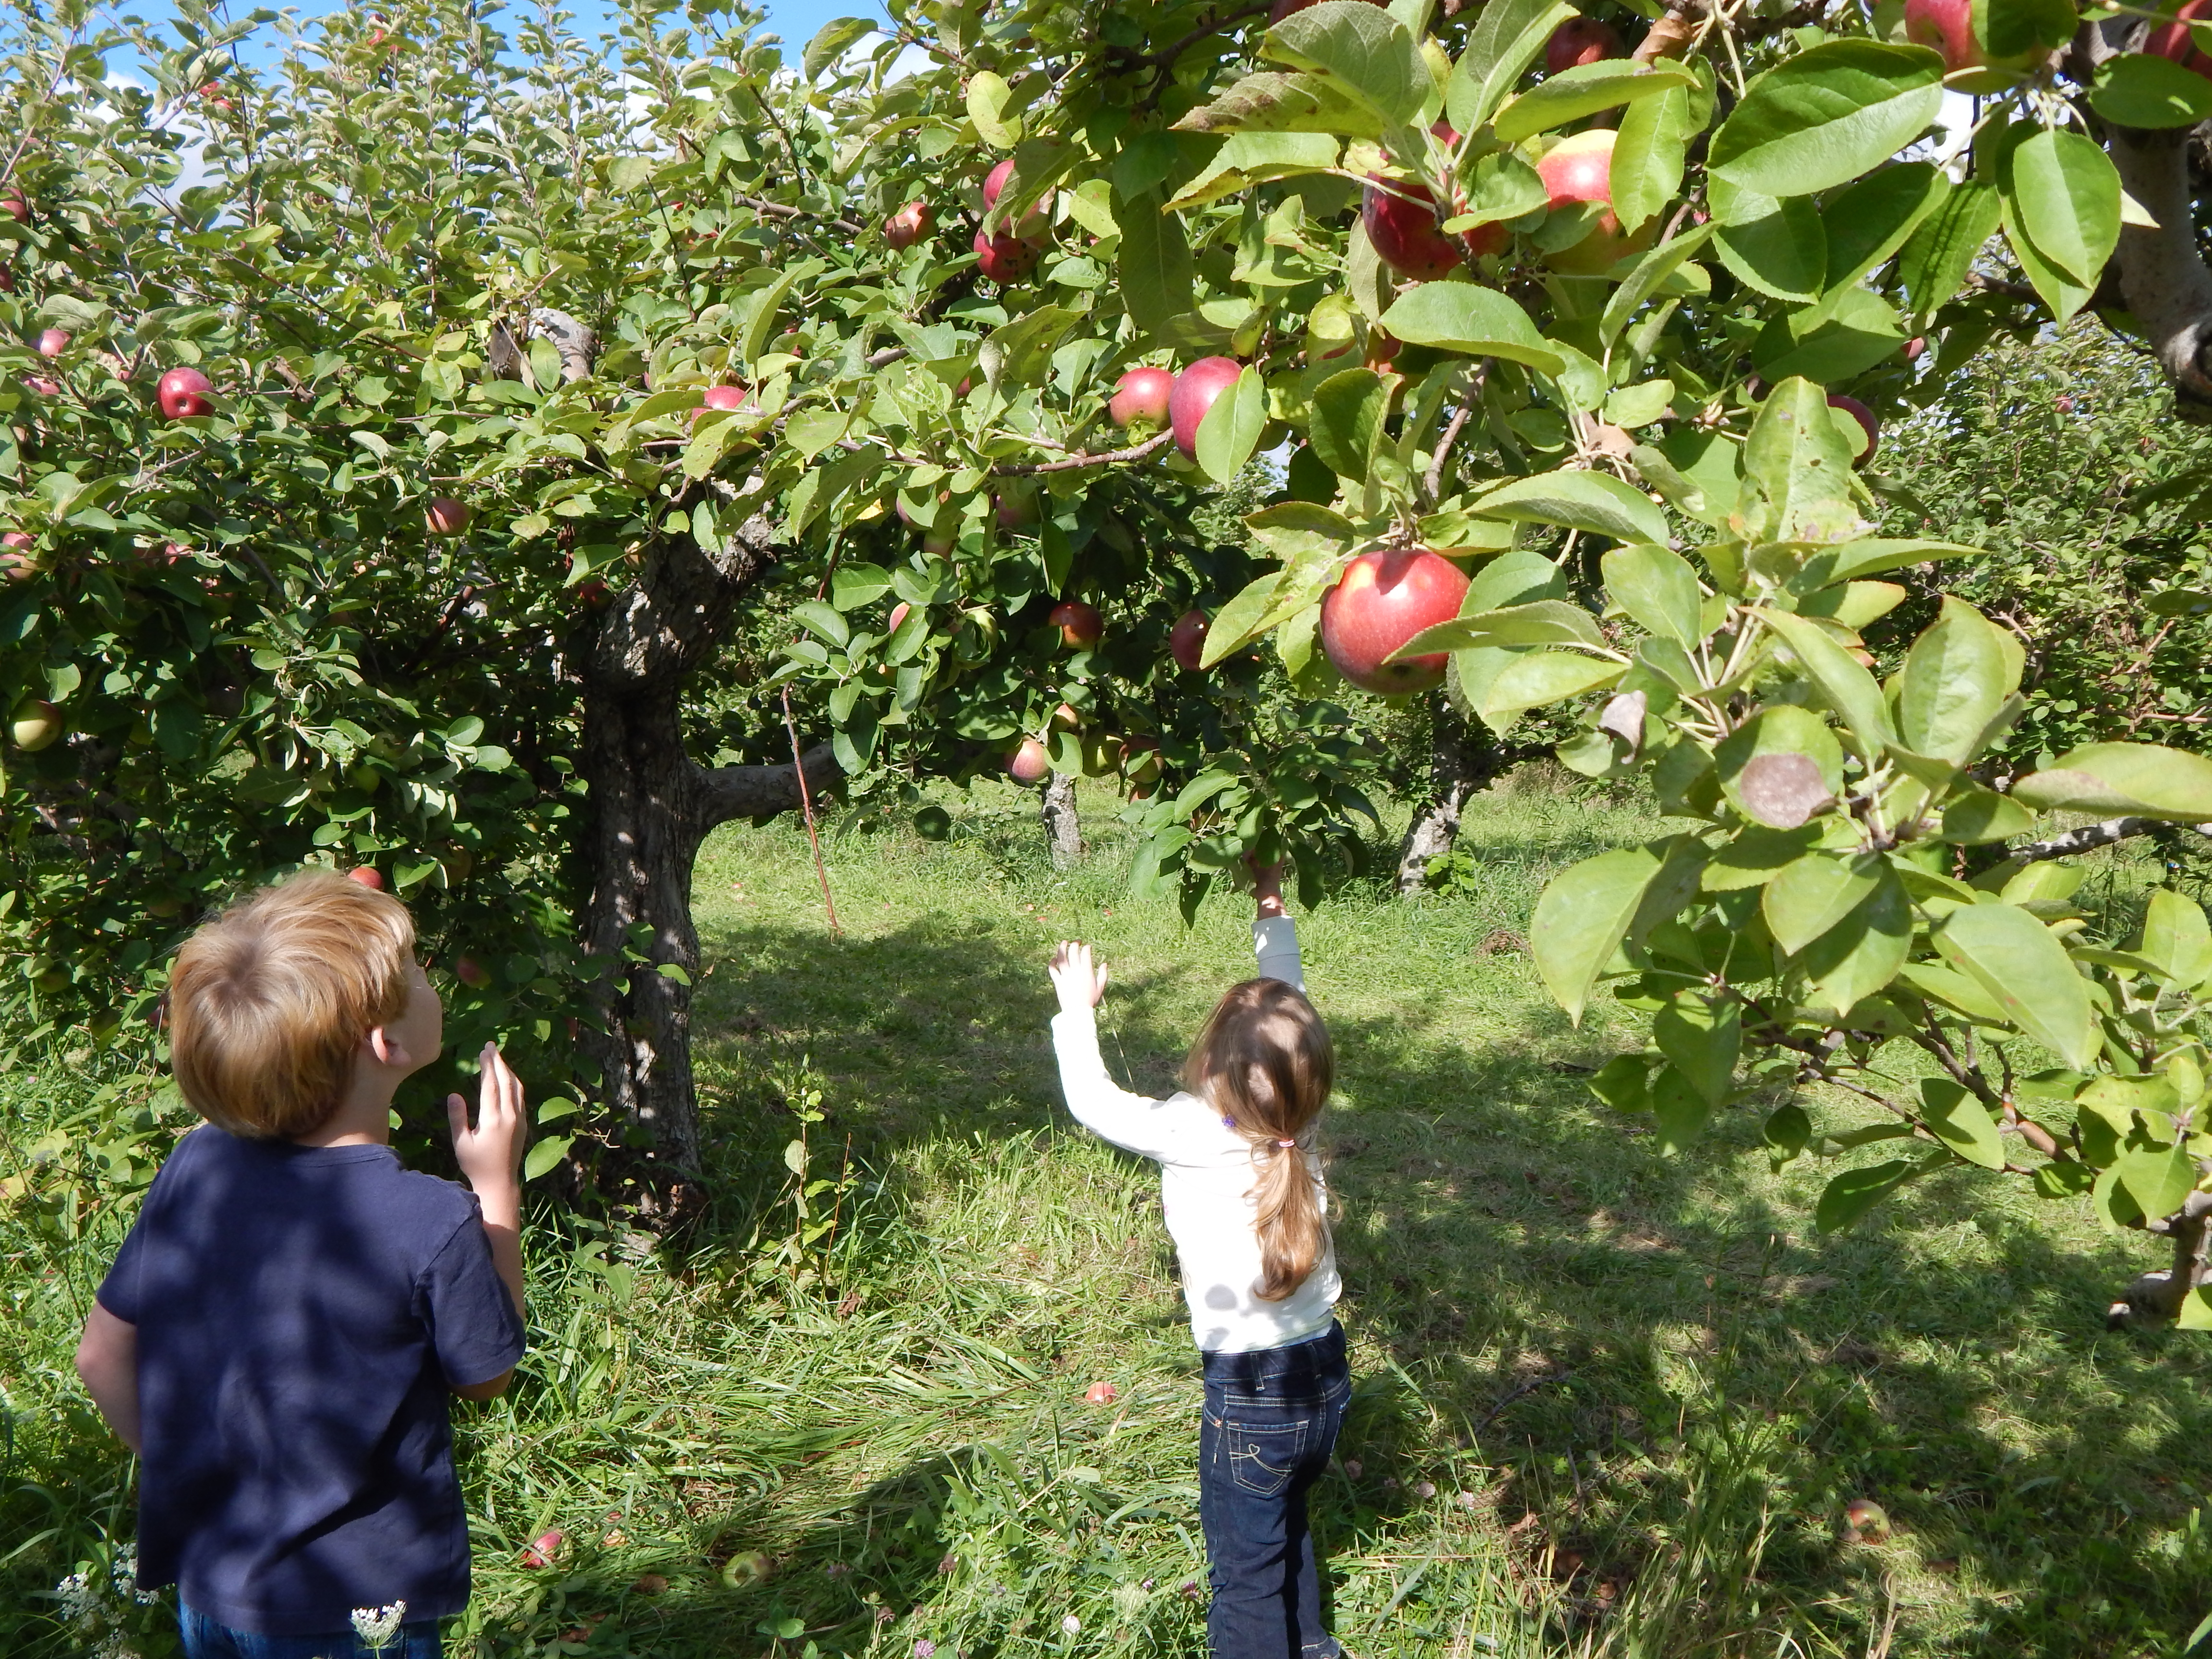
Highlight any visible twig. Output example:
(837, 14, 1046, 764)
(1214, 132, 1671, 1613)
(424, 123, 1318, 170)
(731, 192, 866, 238)
(781, 686, 841, 938)
(989, 430, 1173, 476)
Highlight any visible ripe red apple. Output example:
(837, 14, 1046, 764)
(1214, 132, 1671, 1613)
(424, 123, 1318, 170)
(1362, 180, 1469, 281)
(1319, 549, 1471, 694)
(454, 954, 492, 988)
(0, 185, 24, 222)
(346, 866, 385, 890)
(1110, 366, 1175, 432)
(156, 365, 214, 419)
(1903, 0, 2049, 80)
(520, 1528, 565, 1568)
(1827, 394, 1878, 466)
(1169, 357, 1244, 460)
(1050, 599, 1104, 648)
(1536, 130, 1647, 275)
(1903, 335, 1927, 362)
(0, 265, 13, 291)
(1084, 1380, 1118, 1405)
(1843, 1499, 1891, 1543)
(24, 376, 59, 397)
(0, 530, 34, 576)
(425, 497, 470, 537)
(701, 384, 748, 412)
(981, 156, 1046, 236)
(1051, 701, 1082, 732)
(11, 698, 61, 752)
(973, 227, 1042, 284)
(578, 577, 613, 609)
(1008, 736, 1051, 784)
(1546, 15, 1625, 72)
(1170, 609, 1210, 671)
(2146, 0, 2212, 79)
(884, 199, 933, 248)
(887, 601, 912, 634)
(35, 328, 68, 358)
(198, 81, 234, 113)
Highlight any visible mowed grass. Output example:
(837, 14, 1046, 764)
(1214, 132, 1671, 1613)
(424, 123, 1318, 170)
(9, 775, 2212, 1657)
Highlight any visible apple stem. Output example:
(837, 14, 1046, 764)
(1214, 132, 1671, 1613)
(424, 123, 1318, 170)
(781, 685, 841, 938)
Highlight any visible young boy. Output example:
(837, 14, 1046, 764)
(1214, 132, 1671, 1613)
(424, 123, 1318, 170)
(73, 869, 529, 1659)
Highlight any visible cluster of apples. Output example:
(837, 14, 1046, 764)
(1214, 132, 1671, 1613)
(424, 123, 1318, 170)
(1004, 704, 1164, 793)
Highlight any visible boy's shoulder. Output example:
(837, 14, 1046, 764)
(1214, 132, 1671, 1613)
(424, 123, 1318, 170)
(156, 1124, 482, 1248)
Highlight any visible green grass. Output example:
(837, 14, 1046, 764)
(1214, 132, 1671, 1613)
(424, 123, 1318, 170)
(10, 775, 2212, 1657)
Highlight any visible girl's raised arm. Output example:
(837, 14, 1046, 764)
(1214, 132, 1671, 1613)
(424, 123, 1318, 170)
(1249, 861, 1304, 991)
(1046, 940, 1186, 1161)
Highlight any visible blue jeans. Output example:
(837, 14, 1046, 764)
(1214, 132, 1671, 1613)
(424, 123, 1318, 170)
(180, 1605, 444, 1659)
(1199, 1320, 1350, 1659)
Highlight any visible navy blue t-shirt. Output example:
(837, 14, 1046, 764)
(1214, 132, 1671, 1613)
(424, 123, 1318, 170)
(97, 1125, 526, 1635)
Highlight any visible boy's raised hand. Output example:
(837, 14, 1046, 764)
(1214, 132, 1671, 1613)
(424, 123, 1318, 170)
(449, 1042, 527, 1195)
(1048, 940, 1107, 1016)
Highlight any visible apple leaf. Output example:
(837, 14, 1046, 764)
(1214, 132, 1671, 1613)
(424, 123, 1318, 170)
(1114, 187, 1193, 331)
(1378, 282, 1564, 373)
(2005, 127, 2120, 292)
(2090, 51, 2212, 129)
(1934, 902, 2099, 1070)
(803, 16, 877, 82)
(1492, 59, 1697, 145)
(1469, 468, 1670, 544)
(2011, 741, 2212, 820)
(1712, 182, 1827, 303)
(1194, 364, 1267, 484)
(1165, 132, 1340, 212)
(1445, 0, 1575, 134)
(1262, 1, 1430, 127)
(1708, 40, 1945, 201)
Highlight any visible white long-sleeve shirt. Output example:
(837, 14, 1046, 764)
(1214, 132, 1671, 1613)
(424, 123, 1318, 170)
(1050, 916, 1341, 1354)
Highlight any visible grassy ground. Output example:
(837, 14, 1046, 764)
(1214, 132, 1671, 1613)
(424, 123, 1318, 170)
(9, 775, 2212, 1657)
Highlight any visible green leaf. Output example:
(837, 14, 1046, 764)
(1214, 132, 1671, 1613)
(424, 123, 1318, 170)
(523, 1134, 574, 1182)
(1751, 287, 1906, 385)
(1588, 1053, 1656, 1111)
(1895, 961, 2011, 1025)
(1611, 76, 1700, 235)
(2116, 1143, 2197, 1223)
(1480, 649, 1623, 723)
(1602, 542, 1705, 646)
(1895, 180, 2004, 318)
(1715, 703, 1843, 829)
(1651, 1063, 1715, 1154)
(1815, 1157, 1926, 1232)
(830, 562, 895, 610)
(1531, 846, 1663, 1023)
(1263, 1, 1431, 126)
(1806, 163, 1949, 324)
(2012, 742, 2212, 820)
(1445, 0, 1575, 133)
(1470, 468, 1670, 544)
(1391, 600, 1605, 658)
(1195, 365, 1268, 484)
(1934, 902, 2098, 1069)
(1378, 283, 1565, 373)
(1897, 596, 2011, 764)
(2139, 888, 2212, 991)
(1165, 132, 1341, 211)
(1800, 865, 1911, 1014)
(785, 406, 851, 463)
(2090, 51, 2212, 129)
(803, 15, 876, 80)
(1920, 1077, 2005, 1171)
(1793, 536, 1987, 586)
(1764, 850, 1882, 957)
(1703, 824, 1822, 890)
(1602, 221, 1716, 347)
(1712, 181, 1827, 303)
(1734, 377, 1863, 543)
(1766, 1102, 1813, 1161)
(1173, 70, 1386, 139)
(1309, 368, 1388, 483)
(1115, 188, 1195, 332)
(1654, 992, 1740, 1106)
(1939, 788, 2035, 843)
(1708, 41, 1946, 201)
(1492, 60, 1697, 144)
(791, 600, 851, 649)
(2005, 128, 2120, 291)
(967, 69, 1022, 148)
(1753, 607, 1897, 761)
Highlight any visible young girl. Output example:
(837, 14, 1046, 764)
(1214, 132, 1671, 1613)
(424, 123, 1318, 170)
(1046, 862, 1346, 1659)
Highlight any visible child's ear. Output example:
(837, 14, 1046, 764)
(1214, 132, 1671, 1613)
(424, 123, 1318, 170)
(367, 1025, 411, 1071)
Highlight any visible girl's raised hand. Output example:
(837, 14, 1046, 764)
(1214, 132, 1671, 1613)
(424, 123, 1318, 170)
(1048, 940, 1107, 1015)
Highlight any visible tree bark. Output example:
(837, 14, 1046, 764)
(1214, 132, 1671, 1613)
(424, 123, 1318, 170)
(2110, 1190, 2212, 1328)
(1041, 770, 1081, 870)
(577, 510, 840, 1177)
(1396, 705, 1504, 894)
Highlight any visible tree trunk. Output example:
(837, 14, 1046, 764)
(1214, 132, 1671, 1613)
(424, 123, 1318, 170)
(577, 510, 839, 1180)
(1041, 770, 1081, 870)
(2110, 1190, 2212, 1329)
(1396, 705, 1503, 894)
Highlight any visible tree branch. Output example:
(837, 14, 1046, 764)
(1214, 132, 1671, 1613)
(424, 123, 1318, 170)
(989, 430, 1173, 475)
(592, 511, 781, 692)
(695, 741, 842, 830)
(2004, 815, 2212, 864)
(732, 192, 866, 238)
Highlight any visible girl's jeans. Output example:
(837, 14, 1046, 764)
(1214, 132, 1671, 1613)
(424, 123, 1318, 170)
(180, 1605, 444, 1659)
(1199, 1320, 1351, 1659)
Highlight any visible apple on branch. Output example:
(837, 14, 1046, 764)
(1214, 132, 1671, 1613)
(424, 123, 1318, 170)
(1007, 736, 1051, 784)
(884, 199, 933, 248)
(1049, 599, 1104, 649)
(425, 497, 471, 537)
(10, 697, 61, 751)
(1168, 357, 1243, 461)
(1170, 609, 1210, 671)
(1320, 550, 1470, 695)
(1535, 130, 1650, 275)
(1827, 394, 1879, 467)
(156, 365, 214, 419)
(1110, 366, 1174, 433)
(1545, 15, 1624, 72)
(35, 328, 68, 358)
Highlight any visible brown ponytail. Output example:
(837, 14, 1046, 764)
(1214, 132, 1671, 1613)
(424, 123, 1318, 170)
(1183, 977, 1335, 1301)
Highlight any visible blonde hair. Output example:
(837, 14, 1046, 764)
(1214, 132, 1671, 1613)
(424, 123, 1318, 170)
(1183, 978, 1335, 1301)
(168, 870, 416, 1139)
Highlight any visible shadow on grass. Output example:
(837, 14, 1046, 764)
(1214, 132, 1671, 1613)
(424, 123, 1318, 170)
(662, 897, 2212, 1659)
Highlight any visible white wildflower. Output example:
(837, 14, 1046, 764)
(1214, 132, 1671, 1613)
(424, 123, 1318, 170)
(54, 1569, 98, 1623)
(1061, 1613, 1081, 1635)
(350, 1601, 409, 1650)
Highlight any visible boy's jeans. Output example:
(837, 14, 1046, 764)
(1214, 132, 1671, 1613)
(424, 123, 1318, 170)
(180, 1604, 444, 1659)
(1199, 1320, 1350, 1659)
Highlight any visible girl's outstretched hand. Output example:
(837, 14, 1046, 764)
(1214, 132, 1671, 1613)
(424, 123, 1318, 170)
(1247, 855, 1287, 919)
(1049, 940, 1107, 1015)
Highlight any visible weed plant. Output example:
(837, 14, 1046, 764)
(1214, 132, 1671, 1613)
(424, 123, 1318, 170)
(7, 777, 2212, 1656)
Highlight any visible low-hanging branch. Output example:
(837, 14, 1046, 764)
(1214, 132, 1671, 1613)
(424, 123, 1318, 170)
(2004, 816, 2212, 865)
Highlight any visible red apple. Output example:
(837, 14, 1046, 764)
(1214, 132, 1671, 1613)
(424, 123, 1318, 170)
(1536, 130, 1647, 275)
(973, 227, 1042, 284)
(981, 157, 1046, 236)
(0, 185, 24, 222)
(1051, 701, 1082, 732)
(995, 491, 1039, 530)
(156, 365, 214, 419)
(346, 866, 385, 890)
(11, 698, 61, 752)
(520, 1528, 565, 1568)
(1362, 180, 1468, 281)
(1319, 549, 1470, 694)
(1, 531, 37, 582)
(1842, 1499, 1890, 1544)
(702, 384, 748, 412)
(1170, 609, 1210, 671)
(1008, 735, 1051, 784)
(1903, 335, 1927, 362)
(1110, 366, 1175, 432)
(24, 376, 59, 397)
(884, 199, 933, 248)
(35, 328, 67, 358)
(1169, 357, 1245, 460)
(1827, 394, 1878, 466)
(1546, 16, 1625, 72)
(887, 601, 912, 634)
(578, 577, 613, 609)
(2146, 0, 2212, 79)
(1084, 1380, 1118, 1405)
(425, 496, 470, 537)
(0, 266, 13, 291)
(455, 954, 492, 988)
(921, 529, 957, 558)
(1050, 599, 1104, 648)
(1903, 0, 2051, 81)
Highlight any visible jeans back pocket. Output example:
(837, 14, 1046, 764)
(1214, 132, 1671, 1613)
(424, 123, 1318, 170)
(1223, 1416, 1309, 1497)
